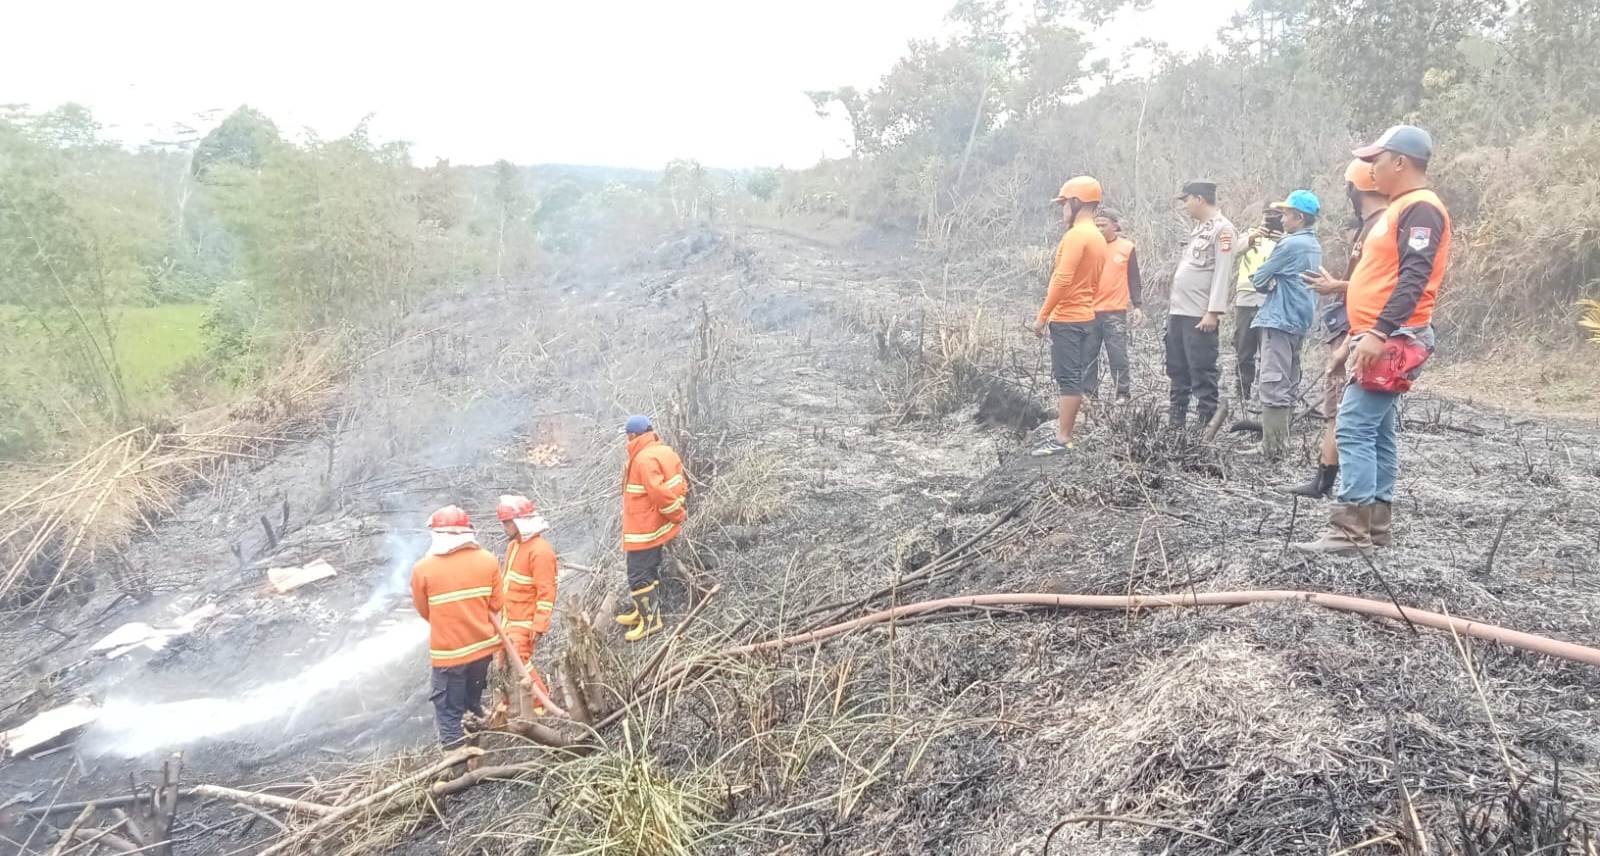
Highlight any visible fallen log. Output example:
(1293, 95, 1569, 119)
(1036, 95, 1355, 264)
(22, 785, 331, 820)
(44, 804, 95, 856)
(186, 785, 333, 817)
(428, 762, 543, 798)
(253, 748, 481, 856)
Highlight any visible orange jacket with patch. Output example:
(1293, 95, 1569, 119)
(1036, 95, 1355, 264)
(501, 534, 557, 660)
(1093, 237, 1137, 313)
(1346, 188, 1452, 336)
(1036, 218, 1108, 324)
(410, 545, 502, 668)
(623, 431, 687, 552)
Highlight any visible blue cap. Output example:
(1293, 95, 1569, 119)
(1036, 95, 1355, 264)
(1354, 125, 1434, 163)
(1271, 189, 1320, 217)
(624, 415, 653, 435)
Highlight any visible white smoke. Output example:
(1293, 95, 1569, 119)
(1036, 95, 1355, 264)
(353, 526, 429, 621)
(83, 617, 428, 757)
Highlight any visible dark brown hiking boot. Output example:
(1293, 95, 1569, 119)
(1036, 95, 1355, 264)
(1369, 501, 1392, 547)
(1292, 503, 1373, 556)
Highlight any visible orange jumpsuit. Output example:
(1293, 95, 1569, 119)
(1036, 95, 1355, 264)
(501, 533, 557, 701)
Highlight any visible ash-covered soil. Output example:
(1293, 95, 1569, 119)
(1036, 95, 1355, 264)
(4, 222, 1600, 854)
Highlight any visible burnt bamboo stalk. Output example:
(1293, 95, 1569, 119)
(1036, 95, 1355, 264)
(253, 748, 481, 856)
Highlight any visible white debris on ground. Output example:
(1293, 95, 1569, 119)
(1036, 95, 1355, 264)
(267, 558, 338, 594)
(0, 698, 100, 759)
(89, 603, 222, 659)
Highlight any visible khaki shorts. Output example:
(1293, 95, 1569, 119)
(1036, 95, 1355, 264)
(1322, 333, 1348, 418)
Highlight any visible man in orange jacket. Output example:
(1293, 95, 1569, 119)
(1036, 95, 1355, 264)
(1296, 125, 1450, 555)
(1026, 175, 1109, 456)
(616, 415, 687, 641)
(1087, 207, 1143, 404)
(411, 505, 502, 747)
(495, 494, 557, 711)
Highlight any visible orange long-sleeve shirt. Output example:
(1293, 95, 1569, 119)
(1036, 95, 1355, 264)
(1036, 218, 1108, 324)
(410, 545, 502, 668)
(501, 533, 557, 660)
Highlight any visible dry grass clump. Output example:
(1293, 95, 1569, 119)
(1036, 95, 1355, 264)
(0, 346, 335, 606)
(846, 299, 1019, 422)
(471, 724, 723, 856)
(693, 451, 782, 528)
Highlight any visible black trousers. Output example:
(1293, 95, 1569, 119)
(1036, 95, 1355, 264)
(625, 546, 664, 591)
(1233, 306, 1262, 405)
(1164, 314, 1221, 426)
(430, 656, 490, 747)
(1084, 310, 1132, 398)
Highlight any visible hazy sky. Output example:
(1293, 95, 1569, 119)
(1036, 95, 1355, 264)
(5, 0, 1244, 168)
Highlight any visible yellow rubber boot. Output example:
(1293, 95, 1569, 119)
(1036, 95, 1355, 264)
(623, 587, 664, 642)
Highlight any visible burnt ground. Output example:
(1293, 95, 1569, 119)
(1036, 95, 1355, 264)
(4, 221, 1600, 854)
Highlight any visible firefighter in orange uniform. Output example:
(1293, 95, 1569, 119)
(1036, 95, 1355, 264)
(495, 494, 557, 712)
(410, 505, 502, 747)
(615, 415, 687, 642)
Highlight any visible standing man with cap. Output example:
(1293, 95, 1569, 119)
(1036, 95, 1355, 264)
(617, 415, 687, 640)
(1166, 181, 1238, 429)
(1247, 190, 1323, 460)
(1230, 203, 1284, 428)
(1026, 176, 1108, 456)
(495, 494, 557, 713)
(1291, 160, 1391, 497)
(410, 505, 502, 747)
(1086, 207, 1143, 404)
(1297, 125, 1450, 554)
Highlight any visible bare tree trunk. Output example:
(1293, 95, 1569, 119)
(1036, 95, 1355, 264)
(954, 72, 994, 191)
(495, 207, 506, 280)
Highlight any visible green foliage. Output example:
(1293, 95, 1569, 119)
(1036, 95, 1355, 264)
(192, 106, 280, 178)
(211, 123, 422, 332)
(746, 168, 780, 202)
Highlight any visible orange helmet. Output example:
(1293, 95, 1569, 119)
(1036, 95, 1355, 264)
(1053, 176, 1103, 204)
(1344, 158, 1379, 193)
(495, 494, 536, 522)
(427, 505, 472, 533)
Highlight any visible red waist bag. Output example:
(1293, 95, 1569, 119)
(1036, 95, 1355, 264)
(1354, 336, 1431, 393)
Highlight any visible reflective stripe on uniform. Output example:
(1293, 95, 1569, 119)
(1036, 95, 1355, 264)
(429, 636, 499, 660)
(428, 586, 493, 606)
(504, 570, 535, 586)
(660, 497, 685, 515)
(623, 522, 676, 544)
(504, 620, 536, 630)
(536, 600, 554, 611)
(664, 474, 685, 489)
(625, 484, 647, 494)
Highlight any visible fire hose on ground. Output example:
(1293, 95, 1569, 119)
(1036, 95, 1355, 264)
(519, 588, 1600, 741)
(645, 589, 1600, 689)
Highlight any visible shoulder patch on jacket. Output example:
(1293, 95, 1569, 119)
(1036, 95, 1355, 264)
(1408, 227, 1433, 252)
(1218, 231, 1233, 252)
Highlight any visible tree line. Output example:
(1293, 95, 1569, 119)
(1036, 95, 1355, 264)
(792, 0, 1599, 347)
(0, 106, 759, 458)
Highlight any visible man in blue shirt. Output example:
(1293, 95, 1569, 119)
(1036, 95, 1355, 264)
(1248, 190, 1322, 460)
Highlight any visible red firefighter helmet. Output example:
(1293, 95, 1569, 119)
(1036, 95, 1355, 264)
(427, 505, 473, 533)
(495, 494, 536, 522)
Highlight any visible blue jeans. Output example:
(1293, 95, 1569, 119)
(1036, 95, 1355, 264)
(1334, 382, 1399, 505)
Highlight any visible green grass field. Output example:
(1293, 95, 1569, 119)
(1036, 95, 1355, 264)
(2, 303, 209, 405)
(112, 304, 208, 399)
